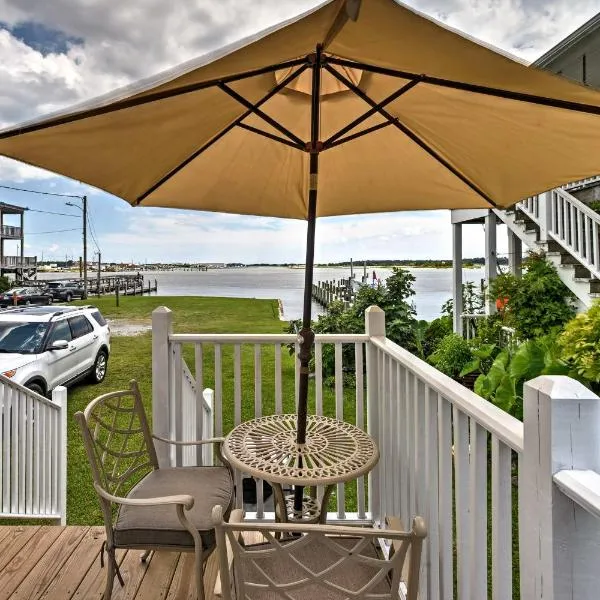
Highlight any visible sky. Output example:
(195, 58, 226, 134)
(0, 0, 598, 264)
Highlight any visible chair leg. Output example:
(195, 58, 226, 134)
(140, 549, 152, 562)
(195, 549, 205, 600)
(104, 553, 115, 600)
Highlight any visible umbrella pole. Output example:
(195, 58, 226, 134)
(294, 46, 322, 513)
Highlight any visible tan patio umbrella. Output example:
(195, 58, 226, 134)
(3, 0, 600, 507)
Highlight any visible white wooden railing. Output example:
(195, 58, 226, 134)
(0, 379, 67, 524)
(518, 187, 600, 280)
(152, 305, 600, 599)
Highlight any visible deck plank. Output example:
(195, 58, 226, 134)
(0, 526, 41, 573)
(71, 547, 127, 600)
(0, 527, 262, 600)
(38, 526, 104, 600)
(134, 552, 181, 600)
(166, 552, 196, 600)
(0, 526, 63, 600)
(9, 526, 88, 600)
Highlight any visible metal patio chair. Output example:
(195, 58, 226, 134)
(212, 505, 427, 600)
(75, 380, 234, 600)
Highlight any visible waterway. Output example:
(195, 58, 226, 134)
(39, 266, 485, 322)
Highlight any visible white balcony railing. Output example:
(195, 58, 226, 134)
(518, 187, 600, 280)
(152, 305, 600, 599)
(0, 380, 67, 524)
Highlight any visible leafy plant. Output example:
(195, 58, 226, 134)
(422, 315, 453, 358)
(474, 335, 570, 419)
(459, 343, 496, 378)
(0, 276, 10, 293)
(559, 302, 600, 388)
(428, 333, 473, 379)
(489, 252, 576, 340)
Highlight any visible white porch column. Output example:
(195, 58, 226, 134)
(521, 376, 600, 600)
(365, 305, 385, 525)
(452, 223, 463, 334)
(484, 211, 498, 314)
(152, 306, 173, 467)
(508, 229, 522, 277)
(538, 191, 553, 244)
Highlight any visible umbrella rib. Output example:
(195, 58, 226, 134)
(327, 56, 600, 116)
(324, 120, 393, 149)
(0, 57, 309, 140)
(324, 63, 498, 207)
(237, 122, 305, 150)
(135, 62, 309, 205)
(322, 78, 421, 147)
(218, 83, 305, 147)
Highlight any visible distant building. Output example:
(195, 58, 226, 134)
(0, 201, 36, 281)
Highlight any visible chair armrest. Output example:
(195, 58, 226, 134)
(94, 483, 194, 510)
(152, 434, 225, 446)
(214, 509, 245, 598)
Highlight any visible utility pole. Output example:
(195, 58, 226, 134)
(97, 251, 101, 297)
(83, 195, 87, 299)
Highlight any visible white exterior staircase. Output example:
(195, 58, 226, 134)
(493, 176, 600, 308)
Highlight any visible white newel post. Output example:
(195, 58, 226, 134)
(53, 385, 68, 526)
(365, 305, 385, 524)
(452, 223, 463, 335)
(521, 376, 600, 600)
(538, 191, 553, 243)
(152, 306, 173, 467)
(484, 210, 497, 315)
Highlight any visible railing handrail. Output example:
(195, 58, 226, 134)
(169, 333, 370, 344)
(553, 469, 600, 520)
(370, 336, 524, 452)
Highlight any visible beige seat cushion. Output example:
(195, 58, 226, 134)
(114, 466, 233, 550)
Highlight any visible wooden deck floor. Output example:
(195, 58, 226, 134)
(0, 525, 230, 600)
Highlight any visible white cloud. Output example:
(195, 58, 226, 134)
(0, 0, 594, 262)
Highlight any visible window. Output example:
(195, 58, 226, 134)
(47, 320, 72, 346)
(90, 310, 107, 327)
(68, 315, 93, 339)
(0, 321, 48, 354)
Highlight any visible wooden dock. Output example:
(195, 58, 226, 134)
(312, 277, 359, 308)
(0, 525, 251, 599)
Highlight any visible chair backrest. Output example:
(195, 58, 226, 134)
(212, 506, 426, 600)
(74, 380, 159, 522)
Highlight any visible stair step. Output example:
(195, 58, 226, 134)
(561, 254, 581, 265)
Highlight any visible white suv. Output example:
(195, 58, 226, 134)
(0, 305, 110, 396)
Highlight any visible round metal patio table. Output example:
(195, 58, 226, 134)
(223, 414, 379, 524)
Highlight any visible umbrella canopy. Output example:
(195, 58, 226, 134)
(2, 0, 600, 216)
(3, 0, 600, 506)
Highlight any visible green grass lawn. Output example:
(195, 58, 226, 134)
(66, 295, 361, 524)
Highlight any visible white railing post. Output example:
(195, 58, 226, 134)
(452, 223, 463, 334)
(538, 191, 552, 243)
(152, 306, 173, 467)
(52, 385, 68, 526)
(521, 376, 600, 600)
(365, 306, 385, 524)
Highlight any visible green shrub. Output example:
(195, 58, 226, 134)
(474, 334, 570, 419)
(489, 252, 576, 340)
(559, 302, 600, 387)
(428, 334, 472, 379)
(423, 315, 453, 358)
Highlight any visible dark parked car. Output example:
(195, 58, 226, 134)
(44, 281, 85, 302)
(0, 287, 53, 308)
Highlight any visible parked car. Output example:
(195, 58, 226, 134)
(0, 287, 53, 308)
(44, 281, 85, 302)
(0, 305, 110, 395)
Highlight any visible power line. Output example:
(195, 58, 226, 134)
(0, 184, 83, 199)
(28, 228, 81, 235)
(25, 207, 80, 218)
(86, 213, 101, 252)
